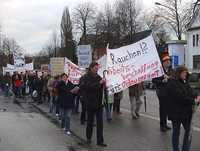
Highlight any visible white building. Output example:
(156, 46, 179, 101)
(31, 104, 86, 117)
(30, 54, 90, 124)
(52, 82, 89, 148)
(186, 6, 200, 71)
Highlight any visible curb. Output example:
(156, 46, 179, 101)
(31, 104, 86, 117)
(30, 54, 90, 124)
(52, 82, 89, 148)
(30, 103, 90, 149)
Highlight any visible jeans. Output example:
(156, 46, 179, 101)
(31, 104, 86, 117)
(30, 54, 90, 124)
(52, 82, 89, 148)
(86, 108, 104, 144)
(49, 96, 55, 113)
(105, 103, 113, 120)
(4, 84, 10, 97)
(130, 96, 142, 116)
(172, 118, 192, 151)
(61, 108, 72, 131)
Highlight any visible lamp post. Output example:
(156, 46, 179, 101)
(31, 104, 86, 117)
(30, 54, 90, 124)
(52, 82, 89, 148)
(155, 1, 181, 40)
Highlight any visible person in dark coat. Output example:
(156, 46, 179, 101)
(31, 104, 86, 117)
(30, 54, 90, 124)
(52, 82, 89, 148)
(152, 53, 174, 132)
(3, 72, 11, 97)
(79, 62, 107, 147)
(79, 74, 87, 125)
(57, 73, 78, 135)
(166, 66, 200, 151)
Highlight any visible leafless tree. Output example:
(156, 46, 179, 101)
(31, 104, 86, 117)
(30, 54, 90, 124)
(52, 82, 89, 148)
(73, 2, 96, 43)
(51, 30, 60, 57)
(61, 7, 73, 48)
(60, 7, 77, 62)
(155, 0, 194, 40)
(115, 0, 141, 43)
(94, 3, 116, 47)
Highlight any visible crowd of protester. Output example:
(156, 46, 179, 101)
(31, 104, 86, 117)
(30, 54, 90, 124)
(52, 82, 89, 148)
(1, 57, 200, 150)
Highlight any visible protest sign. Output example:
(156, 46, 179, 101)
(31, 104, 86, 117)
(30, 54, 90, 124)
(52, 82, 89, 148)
(97, 55, 107, 78)
(13, 50, 25, 67)
(106, 35, 164, 95)
(65, 58, 85, 85)
(77, 45, 92, 68)
(50, 58, 65, 76)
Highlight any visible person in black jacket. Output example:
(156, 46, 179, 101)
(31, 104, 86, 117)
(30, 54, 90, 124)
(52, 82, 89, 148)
(152, 53, 174, 132)
(166, 66, 200, 151)
(57, 73, 78, 135)
(79, 62, 107, 147)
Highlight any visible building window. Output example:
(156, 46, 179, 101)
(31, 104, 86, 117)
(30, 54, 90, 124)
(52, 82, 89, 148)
(196, 34, 199, 46)
(193, 35, 196, 47)
(193, 55, 200, 69)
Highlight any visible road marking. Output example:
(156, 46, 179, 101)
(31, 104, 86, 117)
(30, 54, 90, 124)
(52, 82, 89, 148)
(121, 108, 200, 132)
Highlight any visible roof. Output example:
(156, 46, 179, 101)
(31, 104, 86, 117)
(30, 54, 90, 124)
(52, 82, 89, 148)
(187, 26, 200, 31)
(187, 3, 200, 30)
(166, 40, 187, 44)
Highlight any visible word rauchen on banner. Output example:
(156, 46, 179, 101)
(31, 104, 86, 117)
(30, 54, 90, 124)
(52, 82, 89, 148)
(106, 35, 164, 95)
(77, 45, 92, 68)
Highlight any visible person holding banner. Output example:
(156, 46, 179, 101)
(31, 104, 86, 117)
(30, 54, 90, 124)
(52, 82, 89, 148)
(80, 62, 107, 147)
(152, 52, 174, 132)
(166, 66, 200, 151)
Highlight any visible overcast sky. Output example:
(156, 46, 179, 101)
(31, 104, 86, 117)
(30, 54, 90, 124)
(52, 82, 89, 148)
(0, 0, 160, 55)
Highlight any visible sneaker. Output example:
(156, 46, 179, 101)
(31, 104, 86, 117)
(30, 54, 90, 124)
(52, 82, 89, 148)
(135, 112, 140, 118)
(165, 125, 171, 130)
(56, 114, 59, 117)
(132, 113, 138, 119)
(87, 139, 91, 145)
(160, 127, 167, 132)
(66, 131, 71, 135)
(97, 143, 107, 147)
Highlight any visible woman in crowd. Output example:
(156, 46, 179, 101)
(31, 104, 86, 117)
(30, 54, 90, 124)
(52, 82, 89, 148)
(166, 66, 200, 151)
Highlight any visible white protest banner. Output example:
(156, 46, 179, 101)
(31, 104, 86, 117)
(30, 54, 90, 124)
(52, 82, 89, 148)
(77, 45, 92, 68)
(97, 55, 107, 78)
(65, 58, 85, 85)
(106, 35, 164, 95)
(24, 62, 34, 71)
(13, 50, 25, 67)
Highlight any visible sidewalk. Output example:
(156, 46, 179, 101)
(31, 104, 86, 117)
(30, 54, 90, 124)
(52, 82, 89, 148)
(33, 102, 200, 151)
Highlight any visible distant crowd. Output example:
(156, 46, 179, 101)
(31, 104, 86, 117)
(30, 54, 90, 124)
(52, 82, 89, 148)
(0, 56, 200, 150)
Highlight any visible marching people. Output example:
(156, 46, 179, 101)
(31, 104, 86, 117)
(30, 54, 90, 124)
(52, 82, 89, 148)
(47, 75, 55, 113)
(13, 74, 22, 98)
(166, 66, 200, 151)
(129, 82, 144, 119)
(3, 72, 11, 97)
(57, 73, 79, 135)
(79, 62, 107, 147)
(53, 75, 61, 117)
(152, 52, 174, 132)
(113, 91, 123, 114)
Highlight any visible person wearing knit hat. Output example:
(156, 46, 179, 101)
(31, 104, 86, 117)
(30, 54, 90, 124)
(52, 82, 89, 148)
(152, 51, 174, 132)
(166, 65, 200, 151)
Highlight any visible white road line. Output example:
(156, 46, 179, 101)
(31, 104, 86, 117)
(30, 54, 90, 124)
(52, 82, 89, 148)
(121, 108, 200, 132)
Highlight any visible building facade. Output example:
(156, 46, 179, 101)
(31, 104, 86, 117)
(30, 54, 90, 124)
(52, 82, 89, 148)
(186, 6, 200, 70)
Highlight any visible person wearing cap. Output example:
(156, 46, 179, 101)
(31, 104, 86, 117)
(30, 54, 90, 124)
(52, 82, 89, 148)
(152, 52, 175, 132)
(166, 66, 200, 151)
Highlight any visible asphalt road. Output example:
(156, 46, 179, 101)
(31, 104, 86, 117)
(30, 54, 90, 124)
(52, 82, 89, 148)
(0, 95, 86, 151)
